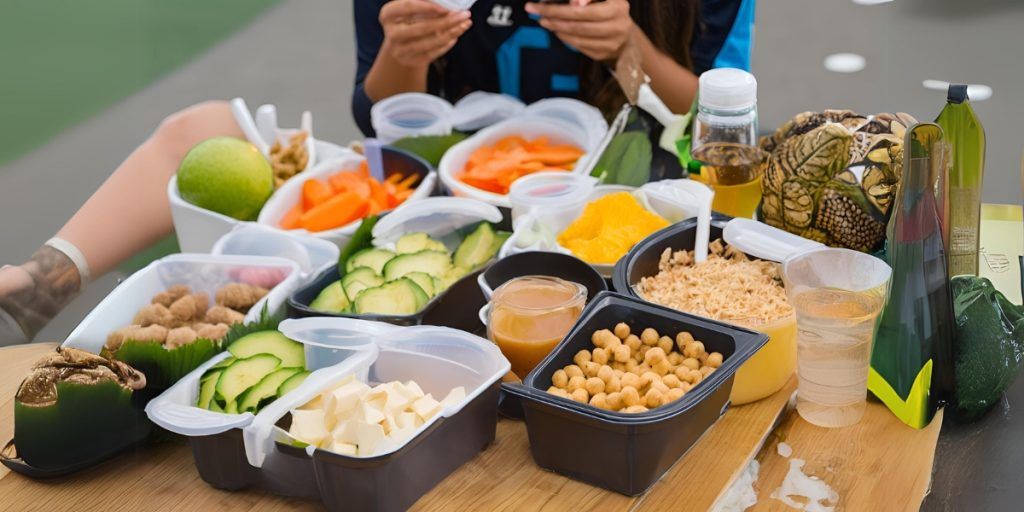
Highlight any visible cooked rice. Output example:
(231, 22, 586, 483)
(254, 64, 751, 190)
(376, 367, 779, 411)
(636, 239, 793, 324)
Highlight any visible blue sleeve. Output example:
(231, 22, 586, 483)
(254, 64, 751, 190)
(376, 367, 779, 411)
(690, 0, 754, 74)
(352, 0, 387, 137)
(712, 0, 754, 71)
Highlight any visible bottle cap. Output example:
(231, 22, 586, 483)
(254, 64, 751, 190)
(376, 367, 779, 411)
(947, 84, 968, 104)
(698, 68, 758, 111)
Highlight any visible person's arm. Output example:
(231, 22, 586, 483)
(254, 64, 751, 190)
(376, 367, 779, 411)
(0, 101, 241, 343)
(526, 0, 697, 113)
(352, 0, 472, 136)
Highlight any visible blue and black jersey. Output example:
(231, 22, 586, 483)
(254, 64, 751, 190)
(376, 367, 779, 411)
(352, 0, 755, 136)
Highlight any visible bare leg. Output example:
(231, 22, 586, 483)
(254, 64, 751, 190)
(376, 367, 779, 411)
(0, 100, 243, 343)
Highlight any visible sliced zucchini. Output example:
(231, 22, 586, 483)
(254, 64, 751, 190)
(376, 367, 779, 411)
(224, 401, 239, 414)
(211, 357, 237, 370)
(277, 370, 311, 396)
(454, 223, 498, 270)
(209, 400, 225, 413)
(491, 230, 512, 255)
(382, 250, 452, 281)
(215, 353, 281, 406)
(237, 367, 304, 413)
(310, 280, 350, 313)
(197, 370, 221, 409)
(227, 330, 304, 368)
(345, 248, 396, 274)
(396, 232, 447, 254)
(354, 278, 430, 315)
(342, 267, 385, 302)
(437, 266, 470, 291)
(403, 271, 437, 298)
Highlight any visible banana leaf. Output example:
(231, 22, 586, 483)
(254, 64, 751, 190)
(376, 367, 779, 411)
(109, 338, 221, 392)
(389, 133, 468, 167)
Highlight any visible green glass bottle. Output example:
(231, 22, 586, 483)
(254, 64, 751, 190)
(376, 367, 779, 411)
(935, 84, 986, 277)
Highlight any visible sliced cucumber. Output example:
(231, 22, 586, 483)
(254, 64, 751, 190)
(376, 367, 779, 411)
(211, 357, 237, 370)
(342, 267, 385, 302)
(382, 250, 452, 281)
(396, 232, 447, 254)
(277, 370, 311, 396)
(345, 248, 396, 275)
(309, 280, 350, 313)
(237, 367, 304, 413)
(454, 223, 498, 270)
(215, 353, 281, 406)
(228, 330, 304, 368)
(209, 400, 224, 413)
(403, 271, 437, 298)
(354, 278, 430, 315)
(197, 370, 221, 409)
(437, 266, 470, 291)
(491, 230, 512, 255)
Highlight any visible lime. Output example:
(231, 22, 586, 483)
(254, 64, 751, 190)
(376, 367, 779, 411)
(177, 137, 273, 221)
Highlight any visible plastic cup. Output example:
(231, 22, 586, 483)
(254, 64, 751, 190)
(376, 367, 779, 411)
(781, 248, 892, 428)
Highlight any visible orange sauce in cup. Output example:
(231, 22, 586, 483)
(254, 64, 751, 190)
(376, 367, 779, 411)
(487, 276, 586, 378)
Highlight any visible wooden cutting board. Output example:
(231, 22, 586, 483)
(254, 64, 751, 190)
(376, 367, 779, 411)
(0, 342, 792, 511)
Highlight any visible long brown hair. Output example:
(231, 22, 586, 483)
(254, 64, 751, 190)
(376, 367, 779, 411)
(580, 0, 698, 117)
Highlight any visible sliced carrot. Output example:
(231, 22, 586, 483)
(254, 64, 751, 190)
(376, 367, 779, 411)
(279, 202, 304, 230)
(302, 179, 333, 210)
(456, 136, 583, 195)
(368, 178, 388, 207)
(385, 173, 404, 184)
(393, 189, 414, 204)
(356, 160, 370, 178)
(396, 173, 420, 190)
(367, 198, 385, 215)
(299, 192, 369, 232)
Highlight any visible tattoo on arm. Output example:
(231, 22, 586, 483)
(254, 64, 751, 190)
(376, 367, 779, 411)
(0, 245, 83, 340)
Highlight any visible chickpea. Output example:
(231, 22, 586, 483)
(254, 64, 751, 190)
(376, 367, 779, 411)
(613, 369, 624, 378)
(585, 377, 606, 395)
(606, 375, 622, 393)
(571, 388, 589, 403)
(641, 371, 660, 389)
(624, 405, 649, 414)
(592, 347, 609, 365)
(613, 345, 631, 363)
(591, 329, 607, 347)
(625, 334, 642, 353)
(621, 386, 641, 407)
(654, 359, 674, 376)
(553, 388, 572, 399)
(701, 366, 715, 377)
(606, 391, 624, 410)
(707, 352, 723, 368)
(666, 388, 686, 402)
(645, 388, 664, 408)
(674, 366, 690, 381)
(565, 364, 584, 379)
(682, 357, 700, 371)
(547, 386, 560, 394)
(668, 352, 683, 366)
(698, 352, 709, 364)
(689, 369, 704, 385)
(657, 336, 675, 355)
(574, 350, 591, 367)
(603, 332, 622, 351)
(614, 322, 631, 340)
(621, 372, 640, 390)
(612, 361, 627, 372)
(583, 361, 600, 378)
(644, 347, 666, 365)
(650, 380, 670, 395)
(637, 363, 652, 376)
(589, 392, 608, 409)
(680, 381, 694, 392)
(676, 331, 695, 350)
(567, 375, 586, 392)
(684, 341, 706, 359)
(597, 365, 615, 383)
(552, 369, 569, 388)
(662, 374, 682, 389)
(640, 328, 660, 346)
(625, 358, 640, 373)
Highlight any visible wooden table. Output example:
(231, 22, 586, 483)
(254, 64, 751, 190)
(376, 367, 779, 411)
(0, 343, 941, 511)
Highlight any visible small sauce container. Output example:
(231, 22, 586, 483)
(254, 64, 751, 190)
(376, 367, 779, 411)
(487, 276, 586, 378)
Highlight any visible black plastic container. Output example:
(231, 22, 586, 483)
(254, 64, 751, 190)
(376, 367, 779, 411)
(611, 216, 730, 297)
(187, 383, 500, 511)
(480, 251, 608, 302)
(380, 146, 437, 193)
(288, 263, 487, 331)
(503, 291, 767, 495)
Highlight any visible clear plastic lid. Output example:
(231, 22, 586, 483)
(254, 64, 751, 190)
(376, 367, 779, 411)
(371, 197, 502, 248)
(450, 91, 525, 132)
(212, 223, 340, 275)
(508, 172, 598, 222)
(371, 93, 454, 144)
(698, 68, 758, 112)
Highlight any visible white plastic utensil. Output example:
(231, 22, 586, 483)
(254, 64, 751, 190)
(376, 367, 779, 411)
(363, 138, 386, 182)
(723, 218, 825, 263)
(255, 104, 278, 148)
(637, 84, 691, 156)
(230, 97, 270, 155)
(641, 179, 714, 263)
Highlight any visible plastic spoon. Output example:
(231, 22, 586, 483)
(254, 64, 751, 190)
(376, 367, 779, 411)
(299, 110, 317, 171)
(363, 138, 386, 182)
(255, 104, 278, 149)
(230, 98, 270, 155)
(722, 218, 825, 263)
(641, 180, 714, 263)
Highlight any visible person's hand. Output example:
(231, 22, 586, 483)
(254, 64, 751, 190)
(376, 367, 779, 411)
(379, 0, 473, 69)
(525, 0, 633, 63)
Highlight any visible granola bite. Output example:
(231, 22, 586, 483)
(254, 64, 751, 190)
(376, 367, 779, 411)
(216, 283, 269, 311)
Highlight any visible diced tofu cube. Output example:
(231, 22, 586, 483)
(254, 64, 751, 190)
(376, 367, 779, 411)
(289, 409, 329, 447)
(332, 420, 358, 445)
(299, 394, 324, 410)
(361, 402, 386, 425)
(331, 442, 358, 456)
(355, 422, 387, 456)
(404, 380, 425, 399)
(441, 386, 466, 407)
(411, 394, 441, 420)
(395, 411, 418, 430)
(325, 380, 370, 417)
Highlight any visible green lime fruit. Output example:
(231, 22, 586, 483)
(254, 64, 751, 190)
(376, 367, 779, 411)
(177, 137, 274, 221)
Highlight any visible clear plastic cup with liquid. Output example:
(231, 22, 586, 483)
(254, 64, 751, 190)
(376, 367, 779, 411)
(782, 248, 892, 428)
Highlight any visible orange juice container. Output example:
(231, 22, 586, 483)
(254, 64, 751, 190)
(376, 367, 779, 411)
(487, 276, 586, 378)
(728, 313, 798, 405)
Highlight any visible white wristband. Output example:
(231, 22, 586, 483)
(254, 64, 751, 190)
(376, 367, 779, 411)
(44, 237, 91, 286)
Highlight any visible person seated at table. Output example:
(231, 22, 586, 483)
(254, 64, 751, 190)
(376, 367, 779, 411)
(352, 0, 756, 135)
(0, 0, 755, 343)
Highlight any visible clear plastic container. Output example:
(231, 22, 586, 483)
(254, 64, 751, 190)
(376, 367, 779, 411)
(371, 93, 454, 144)
(522, 98, 608, 150)
(211, 223, 339, 276)
(451, 91, 525, 132)
(508, 172, 597, 224)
